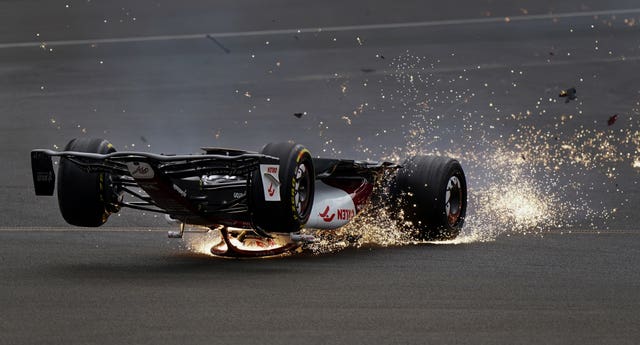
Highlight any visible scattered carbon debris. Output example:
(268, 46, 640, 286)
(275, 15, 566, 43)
(293, 112, 304, 118)
(205, 34, 230, 54)
(140, 136, 148, 143)
(361, 68, 375, 73)
(559, 87, 577, 103)
(608, 114, 618, 126)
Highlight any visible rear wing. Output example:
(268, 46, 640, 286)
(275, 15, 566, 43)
(30, 149, 278, 196)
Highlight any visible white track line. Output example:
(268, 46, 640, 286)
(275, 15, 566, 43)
(1, 8, 639, 49)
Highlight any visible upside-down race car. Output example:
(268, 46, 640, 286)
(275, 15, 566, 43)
(31, 138, 467, 257)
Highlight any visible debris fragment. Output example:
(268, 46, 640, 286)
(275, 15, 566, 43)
(293, 112, 307, 118)
(361, 68, 375, 73)
(558, 87, 577, 103)
(206, 34, 231, 53)
(376, 54, 385, 59)
(607, 114, 618, 126)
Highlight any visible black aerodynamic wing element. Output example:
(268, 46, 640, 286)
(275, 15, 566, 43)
(30, 149, 278, 183)
(31, 150, 56, 196)
(30, 148, 281, 228)
(313, 157, 399, 179)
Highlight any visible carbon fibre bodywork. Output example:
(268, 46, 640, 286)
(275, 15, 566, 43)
(31, 148, 398, 231)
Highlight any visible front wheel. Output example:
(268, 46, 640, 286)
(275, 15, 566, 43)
(57, 138, 120, 227)
(251, 142, 315, 233)
(390, 156, 467, 240)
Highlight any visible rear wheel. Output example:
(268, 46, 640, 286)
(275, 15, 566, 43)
(251, 142, 314, 233)
(57, 138, 120, 227)
(390, 156, 467, 240)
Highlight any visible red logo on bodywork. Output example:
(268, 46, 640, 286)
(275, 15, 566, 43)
(319, 206, 335, 222)
(337, 208, 355, 221)
(267, 183, 275, 197)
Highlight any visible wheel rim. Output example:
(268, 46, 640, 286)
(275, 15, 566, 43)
(293, 162, 312, 219)
(445, 175, 463, 226)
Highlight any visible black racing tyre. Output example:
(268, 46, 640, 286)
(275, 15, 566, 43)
(57, 138, 120, 227)
(251, 142, 314, 233)
(390, 155, 467, 240)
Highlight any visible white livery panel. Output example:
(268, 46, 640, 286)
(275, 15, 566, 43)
(259, 164, 281, 201)
(306, 181, 356, 229)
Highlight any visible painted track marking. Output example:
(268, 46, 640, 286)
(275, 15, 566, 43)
(1, 8, 639, 49)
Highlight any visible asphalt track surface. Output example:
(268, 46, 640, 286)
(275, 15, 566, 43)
(1, 1, 640, 344)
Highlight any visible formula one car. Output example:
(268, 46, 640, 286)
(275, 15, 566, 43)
(31, 138, 467, 257)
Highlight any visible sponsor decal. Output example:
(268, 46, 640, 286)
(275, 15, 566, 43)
(319, 206, 335, 222)
(126, 162, 155, 179)
(319, 205, 355, 222)
(233, 192, 246, 199)
(36, 171, 53, 182)
(337, 208, 355, 221)
(268, 183, 275, 197)
(259, 164, 281, 201)
(306, 181, 358, 229)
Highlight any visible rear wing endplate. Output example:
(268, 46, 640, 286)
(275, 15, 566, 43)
(31, 151, 55, 196)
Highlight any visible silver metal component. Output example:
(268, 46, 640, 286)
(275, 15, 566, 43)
(165, 214, 180, 225)
(166, 216, 211, 238)
(290, 233, 317, 243)
(201, 174, 243, 185)
(445, 175, 463, 226)
(168, 222, 185, 238)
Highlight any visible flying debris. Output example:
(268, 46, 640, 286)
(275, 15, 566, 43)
(558, 87, 577, 103)
(205, 34, 230, 54)
(293, 112, 305, 118)
(607, 114, 618, 126)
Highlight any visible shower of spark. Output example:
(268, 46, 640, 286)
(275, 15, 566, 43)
(305, 51, 639, 254)
(184, 45, 639, 256)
